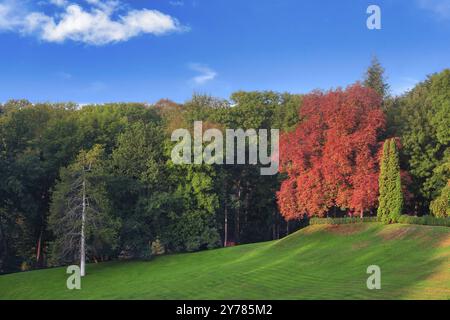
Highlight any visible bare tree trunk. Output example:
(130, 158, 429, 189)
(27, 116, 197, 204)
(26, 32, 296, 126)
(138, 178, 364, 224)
(36, 230, 42, 265)
(235, 183, 241, 244)
(272, 211, 277, 240)
(286, 220, 289, 236)
(272, 223, 276, 240)
(0, 218, 7, 270)
(80, 178, 86, 277)
(224, 205, 228, 247)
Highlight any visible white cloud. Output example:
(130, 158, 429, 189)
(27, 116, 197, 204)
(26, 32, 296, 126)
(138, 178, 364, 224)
(83, 0, 120, 14)
(49, 0, 68, 7)
(0, 1, 24, 30)
(417, 0, 450, 19)
(0, 3, 13, 30)
(0, 0, 186, 45)
(189, 63, 217, 85)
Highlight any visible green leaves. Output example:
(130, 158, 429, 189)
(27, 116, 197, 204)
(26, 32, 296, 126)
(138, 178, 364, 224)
(395, 70, 450, 208)
(377, 139, 403, 223)
(430, 182, 450, 218)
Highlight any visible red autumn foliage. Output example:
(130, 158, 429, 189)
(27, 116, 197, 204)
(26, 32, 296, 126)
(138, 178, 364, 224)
(277, 84, 386, 220)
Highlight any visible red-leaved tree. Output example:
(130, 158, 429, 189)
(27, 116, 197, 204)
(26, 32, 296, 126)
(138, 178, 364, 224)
(277, 84, 386, 220)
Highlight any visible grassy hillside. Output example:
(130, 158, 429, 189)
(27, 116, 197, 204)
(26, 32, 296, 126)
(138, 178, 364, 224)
(0, 223, 449, 300)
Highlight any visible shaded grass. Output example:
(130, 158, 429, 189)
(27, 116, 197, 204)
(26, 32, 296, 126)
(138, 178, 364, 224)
(0, 223, 448, 300)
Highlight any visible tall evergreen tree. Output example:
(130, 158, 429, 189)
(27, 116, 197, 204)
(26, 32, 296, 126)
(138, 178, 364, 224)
(388, 139, 404, 222)
(377, 140, 390, 221)
(377, 139, 404, 223)
(364, 56, 390, 99)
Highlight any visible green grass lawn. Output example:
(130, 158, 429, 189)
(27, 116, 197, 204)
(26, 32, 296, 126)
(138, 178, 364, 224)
(0, 223, 449, 300)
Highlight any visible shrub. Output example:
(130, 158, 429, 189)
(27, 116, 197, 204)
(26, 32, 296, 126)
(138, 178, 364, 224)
(397, 215, 450, 227)
(309, 215, 449, 227)
(430, 182, 450, 218)
(309, 216, 379, 225)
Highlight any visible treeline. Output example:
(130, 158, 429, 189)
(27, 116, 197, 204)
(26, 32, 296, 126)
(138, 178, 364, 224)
(0, 60, 448, 274)
(0, 93, 302, 273)
(385, 69, 449, 216)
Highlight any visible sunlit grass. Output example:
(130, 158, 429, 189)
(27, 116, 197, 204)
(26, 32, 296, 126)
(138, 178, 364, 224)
(0, 223, 448, 300)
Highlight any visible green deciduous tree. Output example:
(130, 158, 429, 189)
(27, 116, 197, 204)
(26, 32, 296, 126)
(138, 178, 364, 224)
(392, 70, 450, 213)
(107, 121, 168, 259)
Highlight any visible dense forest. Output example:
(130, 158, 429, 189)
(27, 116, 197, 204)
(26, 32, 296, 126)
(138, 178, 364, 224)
(0, 59, 449, 274)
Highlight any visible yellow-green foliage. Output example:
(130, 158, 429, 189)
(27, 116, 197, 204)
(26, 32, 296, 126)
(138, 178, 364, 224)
(430, 182, 450, 218)
(378, 139, 404, 223)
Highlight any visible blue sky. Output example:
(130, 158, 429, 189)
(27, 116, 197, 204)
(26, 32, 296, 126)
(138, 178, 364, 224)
(0, 0, 449, 104)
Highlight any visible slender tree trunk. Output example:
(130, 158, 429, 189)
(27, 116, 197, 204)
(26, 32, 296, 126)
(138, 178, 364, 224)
(272, 211, 277, 240)
(36, 230, 42, 265)
(0, 218, 7, 271)
(272, 223, 276, 240)
(235, 184, 241, 244)
(244, 181, 250, 229)
(224, 205, 228, 247)
(80, 178, 86, 277)
(223, 176, 228, 247)
(286, 220, 289, 236)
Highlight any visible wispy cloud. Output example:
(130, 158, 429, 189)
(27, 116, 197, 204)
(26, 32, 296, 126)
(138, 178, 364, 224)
(0, 0, 187, 45)
(48, 0, 68, 7)
(416, 0, 450, 19)
(56, 71, 72, 80)
(169, 1, 184, 7)
(0, 0, 25, 31)
(189, 63, 217, 85)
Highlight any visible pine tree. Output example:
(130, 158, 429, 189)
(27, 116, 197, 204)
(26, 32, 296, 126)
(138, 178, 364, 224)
(364, 56, 390, 99)
(377, 139, 404, 223)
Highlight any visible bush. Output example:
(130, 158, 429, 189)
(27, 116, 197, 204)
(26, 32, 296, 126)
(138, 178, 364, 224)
(309, 216, 379, 225)
(397, 215, 450, 227)
(430, 182, 450, 218)
(309, 215, 449, 227)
